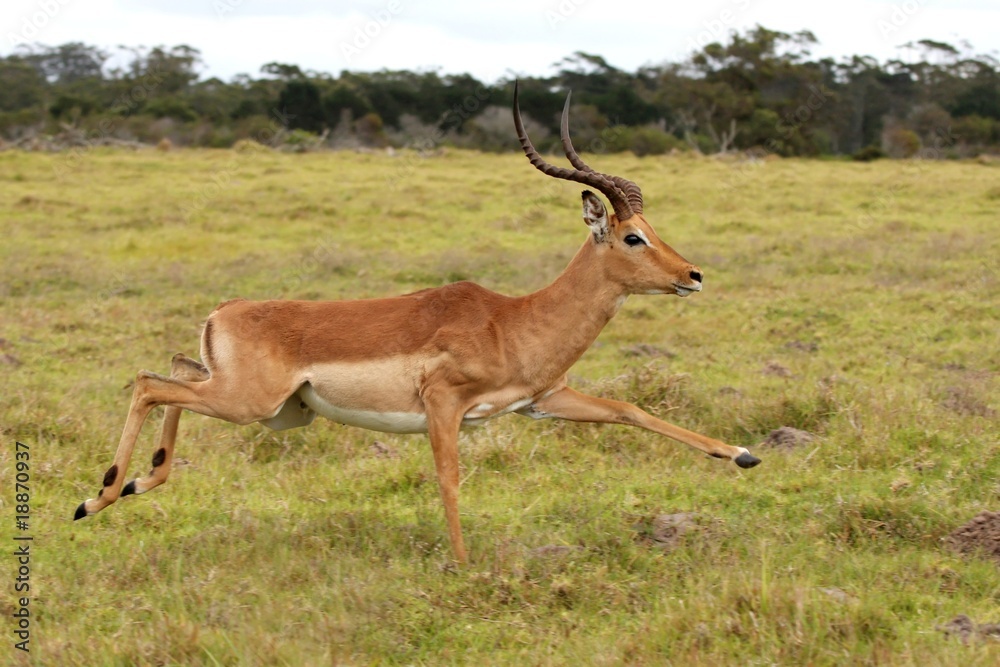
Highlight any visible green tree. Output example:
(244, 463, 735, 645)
(0, 57, 47, 111)
(278, 80, 325, 133)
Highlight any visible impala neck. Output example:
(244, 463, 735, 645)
(517, 237, 629, 372)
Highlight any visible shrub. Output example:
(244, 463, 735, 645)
(852, 145, 886, 162)
(882, 127, 921, 158)
(281, 128, 323, 152)
(0, 109, 45, 138)
(462, 105, 550, 153)
(354, 112, 387, 147)
(233, 115, 281, 145)
(953, 114, 999, 148)
(233, 138, 270, 154)
(145, 98, 199, 123)
(628, 125, 683, 156)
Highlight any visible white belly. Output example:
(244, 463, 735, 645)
(260, 384, 538, 435)
(298, 382, 429, 434)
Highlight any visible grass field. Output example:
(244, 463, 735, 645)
(1, 146, 998, 666)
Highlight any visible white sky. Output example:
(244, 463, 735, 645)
(2, 0, 998, 82)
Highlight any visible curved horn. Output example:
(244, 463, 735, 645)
(513, 81, 637, 221)
(560, 92, 644, 215)
(559, 92, 594, 174)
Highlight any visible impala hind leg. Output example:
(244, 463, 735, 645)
(120, 354, 209, 500)
(523, 386, 761, 468)
(75, 359, 291, 520)
(74, 374, 162, 520)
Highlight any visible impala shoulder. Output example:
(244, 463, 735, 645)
(442, 280, 504, 300)
(407, 281, 507, 308)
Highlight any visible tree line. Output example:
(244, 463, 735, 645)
(1, 26, 998, 158)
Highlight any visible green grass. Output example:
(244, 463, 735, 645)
(1, 147, 998, 666)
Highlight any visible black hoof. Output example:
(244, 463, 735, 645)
(735, 452, 761, 469)
(121, 481, 137, 497)
(73, 502, 88, 521)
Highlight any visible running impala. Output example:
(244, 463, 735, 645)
(75, 83, 760, 562)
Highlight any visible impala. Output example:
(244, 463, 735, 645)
(75, 83, 761, 562)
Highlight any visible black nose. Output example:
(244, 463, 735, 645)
(689, 270, 703, 283)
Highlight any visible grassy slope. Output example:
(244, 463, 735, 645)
(0, 148, 998, 666)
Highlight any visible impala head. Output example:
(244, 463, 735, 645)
(513, 82, 704, 297)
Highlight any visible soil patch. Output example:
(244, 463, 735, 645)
(759, 426, 815, 449)
(529, 545, 585, 558)
(785, 340, 819, 352)
(634, 513, 698, 551)
(762, 361, 793, 377)
(622, 343, 676, 359)
(937, 614, 1000, 644)
(0, 353, 22, 367)
(940, 386, 996, 418)
(946, 510, 1000, 563)
(370, 440, 400, 459)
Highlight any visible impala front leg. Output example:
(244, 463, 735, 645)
(525, 386, 761, 468)
(423, 396, 468, 563)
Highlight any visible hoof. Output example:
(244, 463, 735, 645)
(735, 451, 761, 469)
(121, 481, 136, 497)
(73, 502, 88, 521)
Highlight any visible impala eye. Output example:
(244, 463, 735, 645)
(624, 234, 644, 247)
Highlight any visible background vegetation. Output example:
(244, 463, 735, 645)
(0, 147, 998, 665)
(2, 26, 999, 157)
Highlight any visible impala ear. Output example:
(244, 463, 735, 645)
(581, 190, 610, 243)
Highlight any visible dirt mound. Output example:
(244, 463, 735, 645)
(937, 614, 1000, 644)
(785, 340, 819, 352)
(529, 545, 585, 558)
(762, 360, 793, 377)
(622, 343, 675, 359)
(946, 511, 1000, 562)
(940, 386, 996, 417)
(634, 513, 698, 550)
(369, 440, 399, 459)
(760, 426, 815, 449)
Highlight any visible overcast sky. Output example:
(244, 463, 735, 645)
(3, 0, 998, 82)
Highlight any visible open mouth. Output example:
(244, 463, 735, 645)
(672, 283, 702, 297)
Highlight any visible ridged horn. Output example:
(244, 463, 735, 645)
(513, 81, 639, 222)
(559, 92, 644, 215)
